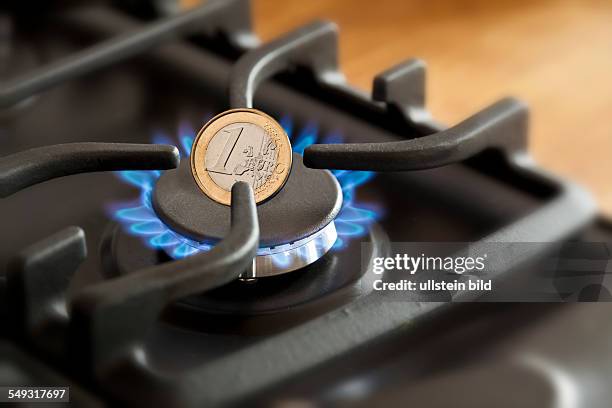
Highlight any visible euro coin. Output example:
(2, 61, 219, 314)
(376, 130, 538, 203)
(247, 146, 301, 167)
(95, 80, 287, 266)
(190, 108, 292, 205)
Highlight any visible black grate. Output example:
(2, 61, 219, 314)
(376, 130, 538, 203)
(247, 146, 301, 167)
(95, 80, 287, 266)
(0, 1, 606, 406)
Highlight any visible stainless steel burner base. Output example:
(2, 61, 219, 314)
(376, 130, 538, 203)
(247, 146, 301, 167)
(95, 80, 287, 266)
(103, 221, 385, 319)
(248, 221, 337, 277)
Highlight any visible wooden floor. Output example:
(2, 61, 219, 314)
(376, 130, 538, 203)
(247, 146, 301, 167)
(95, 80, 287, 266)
(253, 0, 612, 217)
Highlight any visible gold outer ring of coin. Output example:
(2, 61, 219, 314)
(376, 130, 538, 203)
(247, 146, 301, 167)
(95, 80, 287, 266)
(190, 108, 293, 206)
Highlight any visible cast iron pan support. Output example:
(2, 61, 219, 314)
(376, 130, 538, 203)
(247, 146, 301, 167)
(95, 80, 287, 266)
(0, 142, 177, 351)
(0, 143, 179, 198)
(5, 227, 87, 358)
(228, 19, 596, 232)
(0, 0, 255, 109)
(69, 182, 258, 378)
(229, 21, 342, 109)
(303, 95, 527, 170)
(371, 58, 438, 132)
(1, 144, 258, 382)
(228, 20, 527, 168)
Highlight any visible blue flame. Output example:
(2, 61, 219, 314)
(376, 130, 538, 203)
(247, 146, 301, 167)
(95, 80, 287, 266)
(111, 116, 380, 260)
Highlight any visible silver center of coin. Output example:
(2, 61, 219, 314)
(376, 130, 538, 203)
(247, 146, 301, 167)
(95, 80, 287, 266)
(204, 122, 279, 192)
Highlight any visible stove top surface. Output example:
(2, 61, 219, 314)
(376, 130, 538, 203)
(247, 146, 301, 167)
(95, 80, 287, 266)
(0, 1, 611, 407)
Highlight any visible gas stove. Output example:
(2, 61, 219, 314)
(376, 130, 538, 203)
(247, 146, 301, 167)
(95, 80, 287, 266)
(1, 1, 611, 407)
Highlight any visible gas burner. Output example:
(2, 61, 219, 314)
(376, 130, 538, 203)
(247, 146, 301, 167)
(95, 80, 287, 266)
(153, 155, 341, 277)
(111, 120, 379, 277)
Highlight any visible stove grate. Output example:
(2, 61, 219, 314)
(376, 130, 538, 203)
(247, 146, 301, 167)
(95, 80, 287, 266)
(0, 1, 600, 406)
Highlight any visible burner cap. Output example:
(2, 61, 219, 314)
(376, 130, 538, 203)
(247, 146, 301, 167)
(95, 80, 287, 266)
(152, 153, 343, 276)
